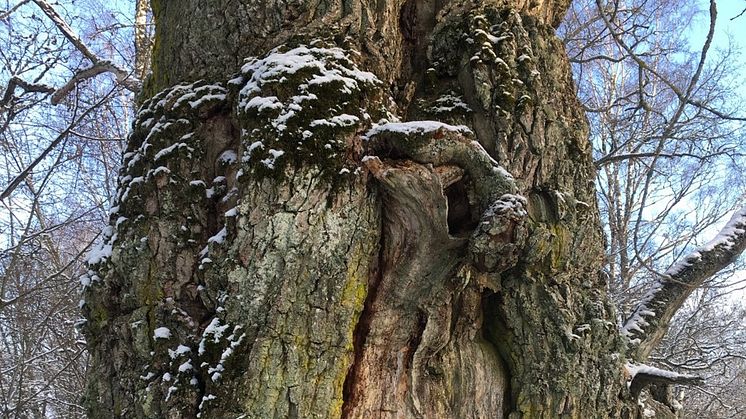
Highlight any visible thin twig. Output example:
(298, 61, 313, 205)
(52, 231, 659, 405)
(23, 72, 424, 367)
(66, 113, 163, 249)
(0, 0, 32, 21)
(0, 76, 55, 108)
(31, 0, 141, 104)
(0, 85, 118, 200)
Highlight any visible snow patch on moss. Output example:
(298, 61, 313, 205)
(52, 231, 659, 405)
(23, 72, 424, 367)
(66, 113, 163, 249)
(364, 121, 472, 138)
(233, 41, 390, 178)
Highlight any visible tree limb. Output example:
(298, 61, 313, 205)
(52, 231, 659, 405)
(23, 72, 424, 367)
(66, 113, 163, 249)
(595, 0, 746, 122)
(622, 204, 746, 361)
(31, 0, 141, 103)
(731, 7, 746, 21)
(50, 61, 120, 105)
(626, 362, 704, 399)
(1, 76, 55, 107)
(0, 0, 32, 21)
(1, 85, 116, 200)
(595, 149, 739, 167)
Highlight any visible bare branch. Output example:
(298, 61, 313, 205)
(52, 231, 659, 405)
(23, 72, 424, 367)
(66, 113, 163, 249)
(622, 205, 746, 361)
(0, 0, 32, 21)
(31, 0, 141, 102)
(1, 85, 117, 200)
(69, 130, 125, 142)
(595, 0, 746, 122)
(1, 76, 55, 107)
(730, 8, 746, 21)
(32, 0, 102, 63)
(0, 217, 97, 311)
(50, 61, 114, 105)
(595, 149, 739, 167)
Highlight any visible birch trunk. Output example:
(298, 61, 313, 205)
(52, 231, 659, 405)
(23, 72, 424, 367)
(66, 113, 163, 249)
(134, 0, 151, 81)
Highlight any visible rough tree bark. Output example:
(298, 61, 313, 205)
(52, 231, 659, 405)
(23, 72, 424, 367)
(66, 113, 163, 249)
(81, 0, 735, 418)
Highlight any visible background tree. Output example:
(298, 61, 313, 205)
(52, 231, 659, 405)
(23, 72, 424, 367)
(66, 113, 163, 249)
(0, 0, 150, 416)
(560, 0, 746, 414)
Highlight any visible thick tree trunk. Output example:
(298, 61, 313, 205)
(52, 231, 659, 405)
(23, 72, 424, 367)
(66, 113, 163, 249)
(83, 0, 649, 417)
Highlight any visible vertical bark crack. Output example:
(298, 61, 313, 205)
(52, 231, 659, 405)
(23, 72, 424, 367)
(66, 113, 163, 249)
(341, 212, 385, 418)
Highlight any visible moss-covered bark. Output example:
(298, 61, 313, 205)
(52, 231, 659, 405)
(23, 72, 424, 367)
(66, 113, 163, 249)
(83, 0, 658, 417)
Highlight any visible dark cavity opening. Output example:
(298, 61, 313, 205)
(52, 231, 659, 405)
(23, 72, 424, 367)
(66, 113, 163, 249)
(445, 178, 479, 236)
(399, 0, 417, 43)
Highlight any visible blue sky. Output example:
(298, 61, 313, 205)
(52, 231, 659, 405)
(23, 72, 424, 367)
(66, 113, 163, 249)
(697, 1, 746, 95)
(693, 1, 746, 299)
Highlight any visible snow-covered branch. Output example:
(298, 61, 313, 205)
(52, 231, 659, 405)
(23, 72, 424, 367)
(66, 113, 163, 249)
(50, 60, 131, 104)
(622, 205, 746, 360)
(31, 0, 141, 103)
(626, 362, 703, 399)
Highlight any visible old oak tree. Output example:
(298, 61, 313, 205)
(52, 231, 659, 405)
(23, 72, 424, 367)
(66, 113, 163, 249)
(81, 0, 746, 417)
